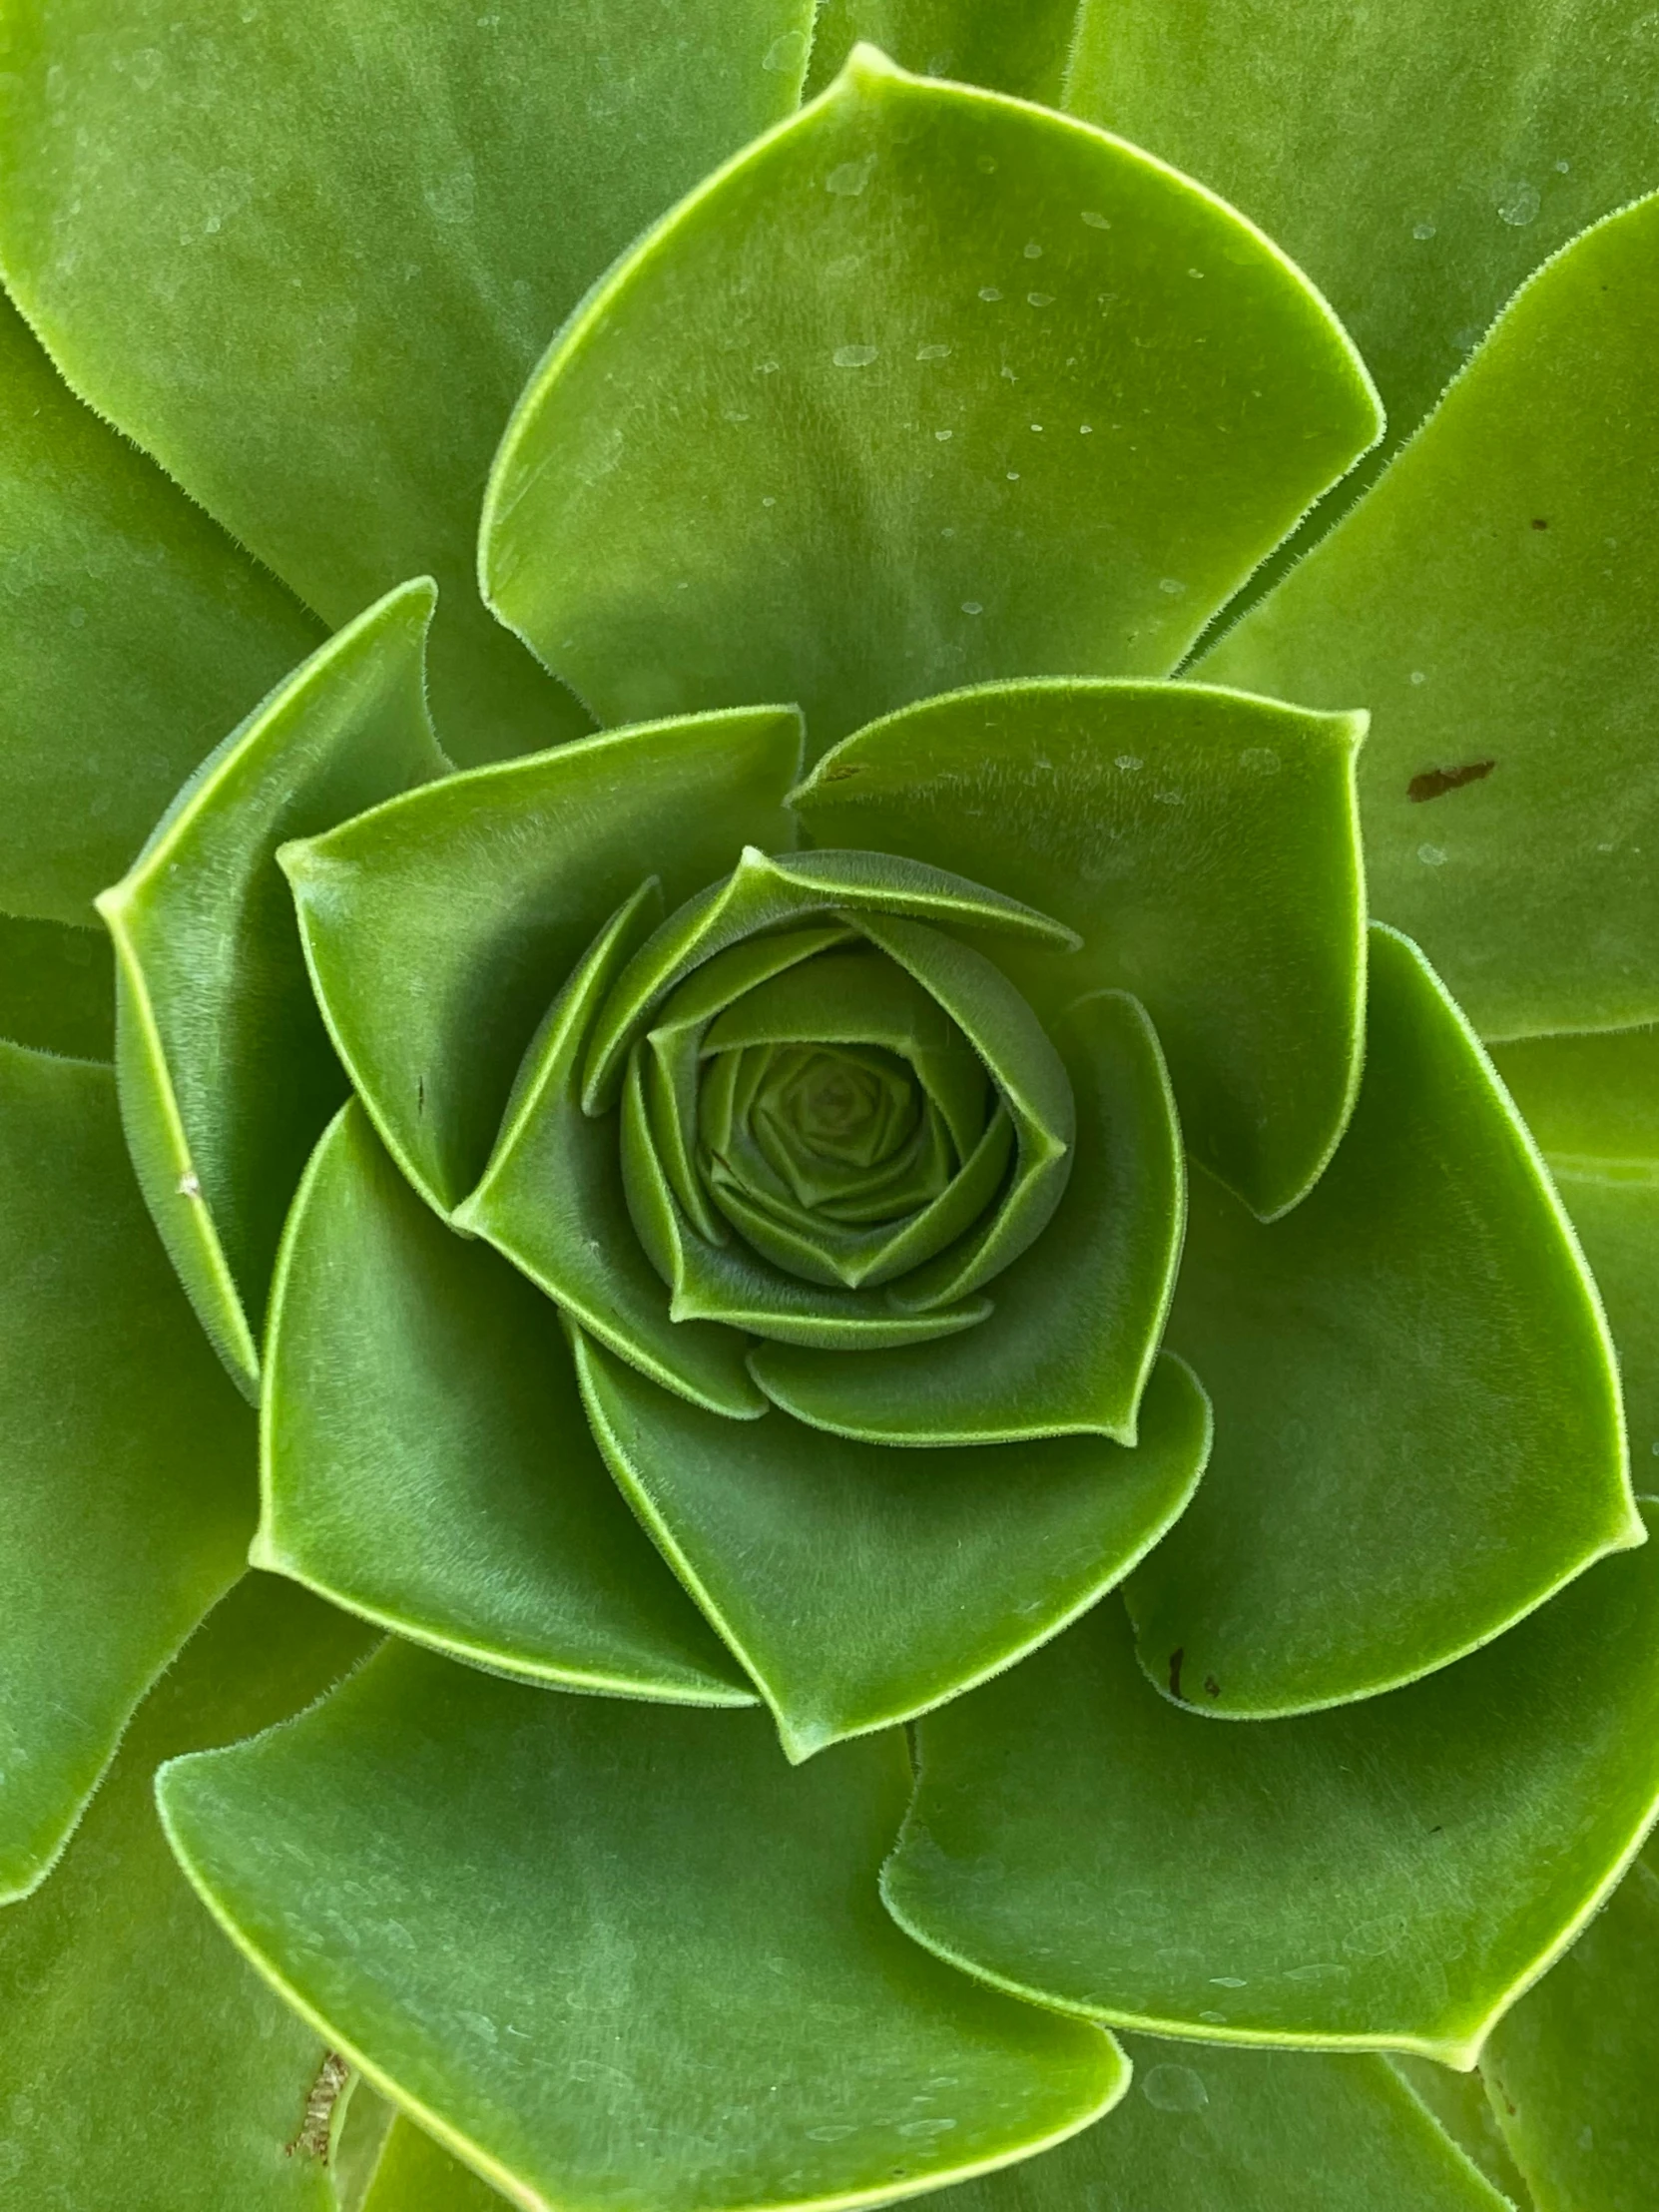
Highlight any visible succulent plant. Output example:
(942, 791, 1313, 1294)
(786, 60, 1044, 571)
(1, 5, 1657, 2209)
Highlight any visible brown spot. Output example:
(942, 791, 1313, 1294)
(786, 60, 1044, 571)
(1407, 760, 1495, 804)
(1530, 517, 1549, 530)
(285, 2050, 349, 2163)
(1428, 1825, 1444, 1836)
(819, 763, 862, 782)
(1168, 1648, 1185, 1700)
(416, 1075, 426, 1116)
(1203, 1674, 1221, 1698)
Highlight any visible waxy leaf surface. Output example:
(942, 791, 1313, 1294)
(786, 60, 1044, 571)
(0, 1042, 256, 1900)
(101, 579, 447, 1395)
(0, 1574, 370, 2212)
(1482, 1847, 1659, 2212)
(751, 991, 1183, 1445)
(283, 708, 801, 1215)
(1129, 925, 1636, 1716)
(576, 1332, 1209, 1759)
(0, 913, 113, 1062)
(0, 0, 818, 761)
(484, 50, 1381, 753)
(1069, 0, 1659, 459)
(0, 291, 321, 922)
(159, 1644, 1125, 2211)
(1203, 195, 1659, 1039)
(796, 681, 1365, 1217)
(260, 1101, 756, 1707)
(928, 2037, 1512, 2212)
(357, 2117, 512, 2212)
(885, 1509, 1659, 2062)
(1388, 2058, 1533, 2207)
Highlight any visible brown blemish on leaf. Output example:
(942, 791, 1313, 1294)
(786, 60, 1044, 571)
(285, 2049, 349, 2163)
(416, 1075, 426, 1116)
(819, 763, 862, 782)
(1203, 1674, 1221, 1698)
(1407, 760, 1495, 804)
(1530, 517, 1549, 529)
(1168, 1647, 1185, 1700)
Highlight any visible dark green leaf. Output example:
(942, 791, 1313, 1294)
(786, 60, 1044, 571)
(260, 1100, 758, 1707)
(751, 991, 1183, 1445)
(884, 1509, 1659, 2062)
(929, 2037, 1514, 2212)
(100, 579, 447, 1396)
(0, 1573, 371, 2212)
(795, 680, 1366, 1219)
(0, 0, 818, 762)
(1482, 1849, 1659, 2212)
(0, 290, 321, 923)
(483, 49, 1382, 755)
(0, 1041, 256, 1901)
(1127, 925, 1637, 1716)
(283, 707, 802, 1215)
(576, 1331, 1209, 1758)
(1389, 2057, 1534, 2207)
(159, 1644, 1126, 2211)
(0, 913, 114, 1060)
(1201, 195, 1659, 1039)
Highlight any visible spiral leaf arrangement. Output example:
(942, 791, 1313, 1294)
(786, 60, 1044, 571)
(1, 9, 1657, 2211)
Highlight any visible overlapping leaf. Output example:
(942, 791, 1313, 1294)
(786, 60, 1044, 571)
(483, 49, 1381, 751)
(159, 1644, 1125, 2211)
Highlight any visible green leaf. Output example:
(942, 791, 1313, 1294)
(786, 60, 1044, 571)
(1482, 1849, 1659, 2212)
(482, 49, 1382, 756)
(804, 0, 1080, 105)
(575, 1331, 1209, 1759)
(911, 2037, 1514, 2212)
(1125, 925, 1637, 1717)
(1488, 1026, 1659, 1176)
(0, 912, 114, 1060)
(794, 680, 1367, 1219)
(259, 1099, 756, 1707)
(0, 290, 322, 924)
(1066, 0, 1659, 464)
(99, 579, 447, 1398)
(356, 2116, 512, 2212)
(0, 1573, 372, 2212)
(282, 707, 803, 1216)
(0, 0, 818, 764)
(582, 844, 1078, 1113)
(1389, 2057, 1534, 2207)
(1489, 1027, 1659, 1496)
(750, 991, 1184, 1445)
(158, 1643, 1127, 2212)
(883, 1506, 1659, 2064)
(456, 884, 767, 1416)
(0, 1040, 256, 1901)
(1200, 195, 1659, 1040)
(619, 1050, 996, 1349)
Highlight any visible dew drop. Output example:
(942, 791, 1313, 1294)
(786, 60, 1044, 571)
(763, 28, 807, 70)
(1409, 670, 1427, 685)
(1417, 843, 1447, 866)
(1497, 180, 1541, 227)
(1412, 220, 1437, 241)
(961, 600, 983, 615)
(1006, 470, 1020, 481)
(978, 286, 1003, 302)
(1142, 2064, 1208, 2114)
(826, 155, 875, 197)
(1158, 576, 1187, 595)
(1023, 241, 1043, 259)
(832, 343, 878, 368)
(1081, 210, 1110, 230)
(1027, 291, 1054, 306)
(916, 342, 951, 360)
(934, 428, 953, 441)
